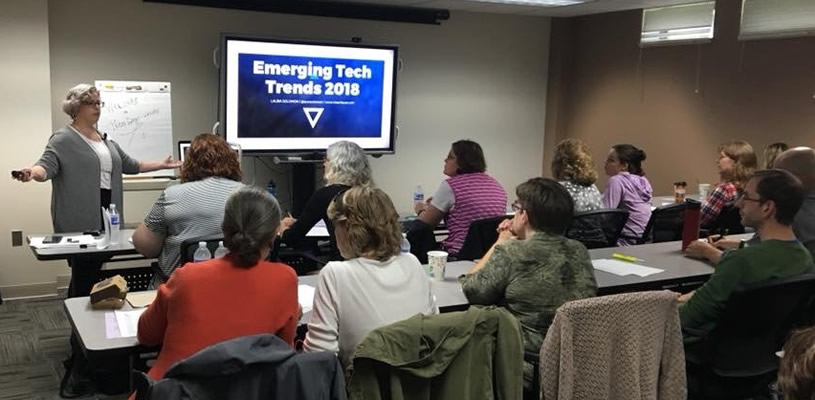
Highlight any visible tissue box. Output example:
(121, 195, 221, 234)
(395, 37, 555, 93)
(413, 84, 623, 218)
(90, 275, 128, 309)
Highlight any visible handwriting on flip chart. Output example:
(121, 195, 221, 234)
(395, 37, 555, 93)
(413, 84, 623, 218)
(96, 81, 173, 177)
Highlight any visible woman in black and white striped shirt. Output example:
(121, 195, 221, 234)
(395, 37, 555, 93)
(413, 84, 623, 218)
(133, 133, 244, 285)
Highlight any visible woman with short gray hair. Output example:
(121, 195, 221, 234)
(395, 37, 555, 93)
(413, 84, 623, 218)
(324, 140, 372, 187)
(12, 83, 181, 297)
(279, 140, 372, 264)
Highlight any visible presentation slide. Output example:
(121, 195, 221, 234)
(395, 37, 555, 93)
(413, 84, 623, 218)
(223, 38, 397, 153)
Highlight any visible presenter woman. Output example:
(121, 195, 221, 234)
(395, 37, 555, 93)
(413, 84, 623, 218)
(12, 83, 180, 297)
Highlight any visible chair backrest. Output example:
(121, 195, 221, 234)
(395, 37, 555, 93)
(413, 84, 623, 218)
(179, 234, 225, 264)
(404, 219, 441, 264)
(706, 204, 746, 235)
(704, 273, 815, 377)
(540, 291, 686, 399)
(455, 216, 509, 261)
(565, 209, 629, 249)
(135, 334, 346, 400)
(639, 200, 698, 244)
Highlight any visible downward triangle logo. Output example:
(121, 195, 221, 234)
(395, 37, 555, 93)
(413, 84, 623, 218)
(303, 107, 325, 129)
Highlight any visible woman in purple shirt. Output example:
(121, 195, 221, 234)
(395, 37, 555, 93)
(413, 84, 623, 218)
(602, 144, 653, 245)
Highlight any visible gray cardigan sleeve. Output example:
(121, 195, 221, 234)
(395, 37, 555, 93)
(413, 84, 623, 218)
(34, 136, 60, 180)
(112, 140, 141, 174)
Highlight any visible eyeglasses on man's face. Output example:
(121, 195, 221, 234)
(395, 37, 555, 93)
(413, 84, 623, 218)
(736, 193, 762, 203)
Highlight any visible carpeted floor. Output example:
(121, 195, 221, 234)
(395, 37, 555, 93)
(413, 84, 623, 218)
(0, 296, 126, 400)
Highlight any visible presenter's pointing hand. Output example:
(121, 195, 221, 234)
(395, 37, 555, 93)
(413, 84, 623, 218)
(160, 156, 182, 169)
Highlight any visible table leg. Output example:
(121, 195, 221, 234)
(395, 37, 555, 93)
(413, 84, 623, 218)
(67, 256, 106, 298)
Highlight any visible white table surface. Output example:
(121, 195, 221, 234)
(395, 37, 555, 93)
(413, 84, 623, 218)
(28, 229, 138, 260)
(66, 235, 749, 354)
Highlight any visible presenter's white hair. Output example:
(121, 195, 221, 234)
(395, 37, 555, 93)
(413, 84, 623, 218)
(61, 83, 98, 119)
(324, 141, 372, 187)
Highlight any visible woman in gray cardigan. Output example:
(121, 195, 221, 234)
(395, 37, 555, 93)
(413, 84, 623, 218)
(13, 83, 180, 296)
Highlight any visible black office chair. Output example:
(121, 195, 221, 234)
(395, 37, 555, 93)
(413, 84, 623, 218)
(455, 215, 511, 261)
(273, 241, 329, 276)
(702, 204, 745, 237)
(565, 209, 629, 249)
(684, 273, 815, 400)
(405, 219, 440, 264)
(638, 199, 700, 244)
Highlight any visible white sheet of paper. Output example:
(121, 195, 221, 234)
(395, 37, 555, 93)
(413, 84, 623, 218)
(592, 259, 664, 277)
(115, 309, 146, 338)
(306, 219, 329, 237)
(298, 284, 316, 314)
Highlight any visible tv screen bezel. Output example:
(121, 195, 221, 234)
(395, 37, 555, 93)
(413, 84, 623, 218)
(218, 33, 399, 156)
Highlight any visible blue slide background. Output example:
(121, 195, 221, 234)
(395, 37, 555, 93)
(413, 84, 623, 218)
(237, 53, 385, 138)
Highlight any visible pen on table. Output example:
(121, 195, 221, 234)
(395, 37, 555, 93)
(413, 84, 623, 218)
(612, 253, 644, 263)
(710, 228, 729, 243)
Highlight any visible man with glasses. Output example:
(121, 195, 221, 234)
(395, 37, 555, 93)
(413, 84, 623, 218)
(686, 147, 815, 264)
(679, 169, 815, 337)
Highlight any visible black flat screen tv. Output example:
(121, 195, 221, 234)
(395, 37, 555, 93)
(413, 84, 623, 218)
(219, 34, 398, 155)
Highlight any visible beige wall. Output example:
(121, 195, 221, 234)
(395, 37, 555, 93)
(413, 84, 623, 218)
(544, 0, 815, 195)
(1, 0, 551, 296)
(0, 0, 69, 297)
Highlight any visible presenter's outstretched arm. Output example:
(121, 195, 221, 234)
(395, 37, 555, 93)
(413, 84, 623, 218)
(12, 166, 47, 182)
(139, 156, 182, 173)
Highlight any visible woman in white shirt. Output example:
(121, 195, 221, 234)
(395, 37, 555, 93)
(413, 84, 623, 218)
(304, 186, 438, 369)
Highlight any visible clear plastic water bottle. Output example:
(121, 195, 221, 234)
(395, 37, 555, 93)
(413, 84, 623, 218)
(108, 204, 121, 245)
(193, 241, 212, 262)
(401, 233, 411, 254)
(413, 185, 424, 208)
(213, 240, 229, 258)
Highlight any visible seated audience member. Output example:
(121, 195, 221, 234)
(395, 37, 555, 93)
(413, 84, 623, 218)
(685, 147, 815, 263)
(304, 186, 438, 369)
(700, 140, 757, 227)
(551, 138, 603, 212)
(679, 170, 814, 337)
(460, 177, 598, 390)
(414, 139, 507, 256)
(137, 187, 299, 382)
(774, 147, 815, 257)
(279, 140, 371, 261)
(133, 133, 243, 283)
(764, 142, 789, 169)
(602, 144, 652, 245)
(778, 326, 815, 400)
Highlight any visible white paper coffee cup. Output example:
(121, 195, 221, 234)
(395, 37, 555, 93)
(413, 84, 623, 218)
(698, 183, 711, 199)
(427, 250, 448, 281)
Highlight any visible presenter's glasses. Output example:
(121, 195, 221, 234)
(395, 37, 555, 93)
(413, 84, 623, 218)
(82, 100, 105, 108)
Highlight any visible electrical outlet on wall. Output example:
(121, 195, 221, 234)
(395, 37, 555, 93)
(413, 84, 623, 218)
(11, 230, 22, 247)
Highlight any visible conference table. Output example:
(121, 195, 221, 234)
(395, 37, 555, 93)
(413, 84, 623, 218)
(64, 234, 751, 368)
